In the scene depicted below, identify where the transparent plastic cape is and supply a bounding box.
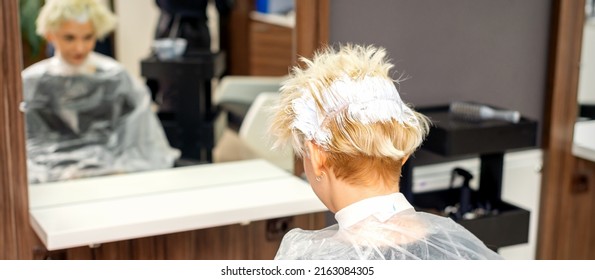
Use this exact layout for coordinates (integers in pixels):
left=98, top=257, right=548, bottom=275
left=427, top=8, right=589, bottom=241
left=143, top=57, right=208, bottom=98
left=275, top=193, right=503, bottom=260
left=22, top=53, right=180, bottom=184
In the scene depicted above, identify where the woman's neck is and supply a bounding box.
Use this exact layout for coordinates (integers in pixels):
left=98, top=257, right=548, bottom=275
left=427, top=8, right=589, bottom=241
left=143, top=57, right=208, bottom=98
left=327, top=171, right=399, bottom=213
left=51, top=52, right=95, bottom=75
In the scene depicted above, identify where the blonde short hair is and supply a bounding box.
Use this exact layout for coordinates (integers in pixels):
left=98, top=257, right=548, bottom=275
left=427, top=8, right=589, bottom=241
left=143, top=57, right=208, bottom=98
left=270, top=44, right=430, bottom=186
left=36, top=0, right=117, bottom=39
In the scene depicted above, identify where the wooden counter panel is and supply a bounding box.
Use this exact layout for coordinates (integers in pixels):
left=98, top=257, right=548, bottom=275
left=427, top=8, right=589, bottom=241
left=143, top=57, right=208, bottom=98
left=43, top=212, right=327, bottom=260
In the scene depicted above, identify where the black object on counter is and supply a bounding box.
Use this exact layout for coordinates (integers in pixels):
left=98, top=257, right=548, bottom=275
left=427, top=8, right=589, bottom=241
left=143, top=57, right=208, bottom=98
left=450, top=167, right=474, bottom=219
left=579, top=103, right=595, bottom=120
left=421, top=105, right=537, bottom=156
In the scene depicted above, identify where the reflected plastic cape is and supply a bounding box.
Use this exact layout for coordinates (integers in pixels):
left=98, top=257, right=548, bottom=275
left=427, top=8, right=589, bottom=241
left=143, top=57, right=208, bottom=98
left=21, top=53, right=179, bottom=183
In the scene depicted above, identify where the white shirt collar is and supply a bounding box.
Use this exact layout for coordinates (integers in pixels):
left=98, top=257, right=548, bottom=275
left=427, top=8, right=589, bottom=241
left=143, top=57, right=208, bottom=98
left=334, top=192, right=414, bottom=229
left=48, top=52, right=97, bottom=76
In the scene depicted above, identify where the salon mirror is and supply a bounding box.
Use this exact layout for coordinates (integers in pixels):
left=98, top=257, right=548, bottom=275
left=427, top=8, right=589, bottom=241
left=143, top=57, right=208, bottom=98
left=20, top=0, right=295, bottom=189
left=20, top=0, right=297, bottom=186
left=20, top=1, right=183, bottom=185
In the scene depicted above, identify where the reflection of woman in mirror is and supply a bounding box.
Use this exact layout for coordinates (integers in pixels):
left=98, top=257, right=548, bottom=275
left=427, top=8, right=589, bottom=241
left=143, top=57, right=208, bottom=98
left=21, top=0, right=179, bottom=184
left=270, top=44, right=502, bottom=259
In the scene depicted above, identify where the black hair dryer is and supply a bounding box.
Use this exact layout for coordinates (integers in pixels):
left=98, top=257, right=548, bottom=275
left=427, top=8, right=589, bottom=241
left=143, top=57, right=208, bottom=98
left=450, top=167, right=474, bottom=219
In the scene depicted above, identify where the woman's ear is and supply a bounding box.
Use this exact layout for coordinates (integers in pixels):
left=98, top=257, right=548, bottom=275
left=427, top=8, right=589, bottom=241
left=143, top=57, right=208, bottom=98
left=305, top=141, right=327, bottom=177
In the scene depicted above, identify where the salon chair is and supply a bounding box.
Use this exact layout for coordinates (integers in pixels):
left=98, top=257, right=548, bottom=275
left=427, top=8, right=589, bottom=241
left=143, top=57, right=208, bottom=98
left=214, top=75, right=285, bottom=132
left=238, top=92, right=293, bottom=172
left=213, top=76, right=293, bottom=172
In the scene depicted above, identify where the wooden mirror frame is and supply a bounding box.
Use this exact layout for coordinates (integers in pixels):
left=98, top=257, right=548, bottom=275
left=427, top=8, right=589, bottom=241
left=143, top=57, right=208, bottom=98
left=537, top=0, right=587, bottom=259
left=1, top=0, right=40, bottom=259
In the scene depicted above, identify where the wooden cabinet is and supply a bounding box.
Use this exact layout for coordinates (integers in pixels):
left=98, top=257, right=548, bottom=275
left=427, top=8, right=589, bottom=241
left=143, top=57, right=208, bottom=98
left=249, top=20, right=293, bottom=76
left=552, top=157, right=595, bottom=259
left=225, top=0, right=294, bottom=76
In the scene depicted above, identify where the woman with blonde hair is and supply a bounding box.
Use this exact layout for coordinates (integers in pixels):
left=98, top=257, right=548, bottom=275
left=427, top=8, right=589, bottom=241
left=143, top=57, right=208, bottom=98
left=22, top=0, right=179, bottom=183
left=270, top=44, right=502, bottom=260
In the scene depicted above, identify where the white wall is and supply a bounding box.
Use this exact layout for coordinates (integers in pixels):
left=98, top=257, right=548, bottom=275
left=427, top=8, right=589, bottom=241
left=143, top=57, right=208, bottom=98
left=112, top=0, right=160, bottom=81
left=498, top=150, right=543, bottom=260
left=578, top=19, right=595, bottom=104
left=112, top=1, right=219, bottom=81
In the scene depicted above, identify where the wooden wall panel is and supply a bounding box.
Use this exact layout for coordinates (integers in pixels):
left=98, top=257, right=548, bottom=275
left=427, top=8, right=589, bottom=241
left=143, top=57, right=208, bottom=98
left=227, top=0, right=255, bottom=75
left=554, top=157, right=595, bottom=259
left=131, top=236, right=166, bottom=259
left=95, top=242, right=133, bottom=260
left=190, top=224, right=248, bottom=259
left=537, top=0, right=586, bottom=259
left=0, top=0, right=43, bottom=260
left=294, top=0, right=329, bottom=62
left=247, top=214, right=326, bottom=260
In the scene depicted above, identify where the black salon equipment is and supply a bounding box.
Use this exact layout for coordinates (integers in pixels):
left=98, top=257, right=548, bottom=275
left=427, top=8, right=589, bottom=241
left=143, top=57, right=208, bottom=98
left=449, top=167, right=474, bottom=219
left=579, top=103, right=595, bottom=120
left=141, top=51, right=226, bottom=164
left=400, top=104, right=538, bottom=251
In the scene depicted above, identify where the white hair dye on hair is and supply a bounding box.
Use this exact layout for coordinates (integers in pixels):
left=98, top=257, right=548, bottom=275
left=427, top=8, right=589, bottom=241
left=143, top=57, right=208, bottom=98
left=36, top=0, right=117, bottom=39
left=270, top=44, right=430, bottom=162
left=291, top=75, right=420, bottom=149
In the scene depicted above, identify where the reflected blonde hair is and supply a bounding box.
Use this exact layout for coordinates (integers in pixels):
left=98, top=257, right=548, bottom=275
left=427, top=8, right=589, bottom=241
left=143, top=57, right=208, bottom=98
left=270, top=44, right=430, bottom=186
left=36, top=0, right=117, bottom=39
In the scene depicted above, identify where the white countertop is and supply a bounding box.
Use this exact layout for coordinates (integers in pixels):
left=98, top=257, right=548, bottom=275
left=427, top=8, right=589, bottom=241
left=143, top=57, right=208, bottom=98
left=573, top=120, right=595, bottom=162
left=29, top=159, right=326, bottom=251
left=250, top=11, right=295, bottom=28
